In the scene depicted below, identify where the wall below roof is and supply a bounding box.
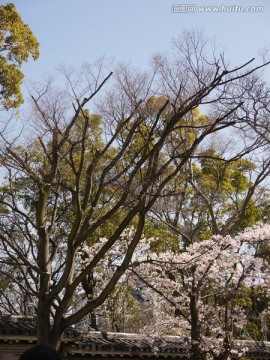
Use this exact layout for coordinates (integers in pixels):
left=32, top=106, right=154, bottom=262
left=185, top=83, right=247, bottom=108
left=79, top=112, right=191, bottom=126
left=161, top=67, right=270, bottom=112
left=1, top=342, right=270, bottom=360
left=0, top=344, right=35, bottom=360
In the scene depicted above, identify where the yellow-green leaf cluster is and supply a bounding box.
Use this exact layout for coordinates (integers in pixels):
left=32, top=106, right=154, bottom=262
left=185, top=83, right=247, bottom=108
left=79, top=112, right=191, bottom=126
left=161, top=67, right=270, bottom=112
left=0, top=3, right=39, bottom=109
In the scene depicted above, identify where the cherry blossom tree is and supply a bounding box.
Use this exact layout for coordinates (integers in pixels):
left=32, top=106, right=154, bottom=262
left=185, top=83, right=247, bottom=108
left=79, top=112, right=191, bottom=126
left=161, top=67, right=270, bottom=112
left=128, top=223, right=270, bottom=360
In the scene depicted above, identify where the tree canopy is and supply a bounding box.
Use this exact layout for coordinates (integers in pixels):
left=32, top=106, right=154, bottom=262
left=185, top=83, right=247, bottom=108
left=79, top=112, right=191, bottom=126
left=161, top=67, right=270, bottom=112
left=0, top=2, right=39, bottom=109
left=0, top=30, right=269, bottom=357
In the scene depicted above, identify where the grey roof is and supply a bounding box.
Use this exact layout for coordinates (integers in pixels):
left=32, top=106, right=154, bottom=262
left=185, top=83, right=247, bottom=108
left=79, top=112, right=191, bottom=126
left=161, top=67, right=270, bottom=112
left=0, top=315, right=36, bottom=336
left=0, top=316, right=270, bottom=359
left=0, top=316, right=189, bottom=358
left=64, top=331, right=190, bottom=358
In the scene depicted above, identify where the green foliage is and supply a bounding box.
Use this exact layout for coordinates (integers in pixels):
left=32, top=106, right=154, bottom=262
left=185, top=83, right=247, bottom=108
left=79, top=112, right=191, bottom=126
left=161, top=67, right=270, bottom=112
left=100, top=281, right=146, bottom=332
left=237, top=286, right=270, bottom=341
left=244, top=321, right=261, bottom=341
left=0, top=3, right=39, bottom=109
left=194, top=150, right=261, bottom=235
left=144, top=217, right=180, bottom=253
left=199, top=149, right=255, bottom=195
left=237, top=199, right=261, bottom=231
left=147, top=106, right=269, bottom=247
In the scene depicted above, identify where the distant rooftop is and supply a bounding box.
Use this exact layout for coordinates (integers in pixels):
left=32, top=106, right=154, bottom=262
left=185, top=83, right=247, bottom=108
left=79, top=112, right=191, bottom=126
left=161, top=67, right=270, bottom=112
left=0, top=315, right=270, bottom=359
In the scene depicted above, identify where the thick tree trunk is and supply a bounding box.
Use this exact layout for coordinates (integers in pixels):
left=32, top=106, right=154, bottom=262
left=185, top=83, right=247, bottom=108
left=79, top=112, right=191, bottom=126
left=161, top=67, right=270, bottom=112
left=190, top=292, right=207, bottom=360
left=36, top=303, right=53, bottom=346
left=36, top=309, right=64, bottom=350
left=36, top=185, right=54, bottom=346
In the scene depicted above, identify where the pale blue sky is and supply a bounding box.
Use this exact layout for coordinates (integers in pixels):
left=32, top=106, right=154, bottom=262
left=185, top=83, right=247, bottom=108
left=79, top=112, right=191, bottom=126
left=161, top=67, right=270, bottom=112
left=3, top=0, right=270, bottom=84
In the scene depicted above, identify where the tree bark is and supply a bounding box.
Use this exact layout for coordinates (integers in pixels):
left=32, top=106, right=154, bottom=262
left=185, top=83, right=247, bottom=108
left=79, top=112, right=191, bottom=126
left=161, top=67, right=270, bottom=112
left=190, top=292, right=207, bottom=360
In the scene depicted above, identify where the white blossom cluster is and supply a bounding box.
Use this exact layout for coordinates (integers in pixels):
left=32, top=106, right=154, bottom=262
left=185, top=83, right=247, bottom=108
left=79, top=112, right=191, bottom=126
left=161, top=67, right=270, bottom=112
left=74, top=223, right=270, bottom=358
left=127, top=223, right=270, bottom=358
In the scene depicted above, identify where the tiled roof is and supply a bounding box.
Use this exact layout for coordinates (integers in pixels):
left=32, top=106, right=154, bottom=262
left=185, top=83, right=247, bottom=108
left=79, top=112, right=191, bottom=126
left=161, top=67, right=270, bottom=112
left=0, top=315, right=36, bottom=336
left=0, top=316, right=190, bottom=358
left=64, top=332, right=190, bottom=358
left=0, top=316, right=270, bottom=359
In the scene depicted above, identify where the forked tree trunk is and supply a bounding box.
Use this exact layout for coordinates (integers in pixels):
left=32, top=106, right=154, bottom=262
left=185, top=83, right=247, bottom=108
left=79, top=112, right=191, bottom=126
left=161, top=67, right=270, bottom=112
left=36, top=309, right=64, bottom=350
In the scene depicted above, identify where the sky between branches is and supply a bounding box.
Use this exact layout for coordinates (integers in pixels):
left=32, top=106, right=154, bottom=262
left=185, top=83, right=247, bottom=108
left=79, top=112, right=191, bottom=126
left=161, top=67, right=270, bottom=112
left=5, top=0, right=269, bottom=79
